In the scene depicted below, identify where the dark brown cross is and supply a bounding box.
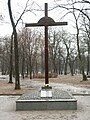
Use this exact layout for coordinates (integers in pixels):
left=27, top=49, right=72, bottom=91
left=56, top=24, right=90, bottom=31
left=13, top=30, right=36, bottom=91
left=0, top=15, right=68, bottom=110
left=25, top=3, right=67, bottom=86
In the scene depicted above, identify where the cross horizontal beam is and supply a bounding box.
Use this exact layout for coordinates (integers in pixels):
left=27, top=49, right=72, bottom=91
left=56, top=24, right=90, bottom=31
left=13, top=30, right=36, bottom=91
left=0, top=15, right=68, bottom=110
left=25, top=22, right=68, bottom=27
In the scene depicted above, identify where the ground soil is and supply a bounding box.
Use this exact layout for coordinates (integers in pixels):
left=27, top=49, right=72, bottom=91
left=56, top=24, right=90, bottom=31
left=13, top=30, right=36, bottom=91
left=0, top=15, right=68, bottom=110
left=0, top=74, right=90, bottom=94
left=0, top=79, right=35, bottom=94
left=35, top=74, right=90, bottom=87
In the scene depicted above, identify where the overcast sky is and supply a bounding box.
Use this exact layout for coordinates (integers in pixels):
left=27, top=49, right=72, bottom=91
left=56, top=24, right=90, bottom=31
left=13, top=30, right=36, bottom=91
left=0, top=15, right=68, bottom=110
left=0, top=0, right=75, bottom=37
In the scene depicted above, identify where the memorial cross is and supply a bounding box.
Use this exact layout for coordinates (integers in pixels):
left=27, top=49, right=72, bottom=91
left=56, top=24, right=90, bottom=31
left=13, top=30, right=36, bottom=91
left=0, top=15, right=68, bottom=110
left=25, top=3, right=67, bottom=86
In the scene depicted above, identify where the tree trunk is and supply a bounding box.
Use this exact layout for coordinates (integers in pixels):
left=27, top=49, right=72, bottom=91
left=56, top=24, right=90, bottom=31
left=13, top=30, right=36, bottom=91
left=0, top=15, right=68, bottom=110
left=58, top=59, right=61, bottom=75
left=29, top=56, right=32, bottom=79
left=41, top=48, right=44, bottom=74
left=26, top=61, right=29, bottom=77
left=21, top=57, right=25, bottom=79
left=69, top=59, right=74, bottom=76
left=14, top=32, right=20, bottom=89
left=8, top=0, right=20, bottom=89
left=64, top=57, right=68, bottom=75
left=9, top=33, right=13, bottom=83
left=87, top=41, right=90, bottom=75
left=35, top=60, right=38, bottom=74
left=21, top=46, right=25, bottom=79
left=76, top=22, right=87, bottom=81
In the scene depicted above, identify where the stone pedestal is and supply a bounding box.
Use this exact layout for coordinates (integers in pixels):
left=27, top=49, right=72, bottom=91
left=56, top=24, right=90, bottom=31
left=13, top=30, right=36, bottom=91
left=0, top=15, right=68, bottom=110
left=16, top=87, right=77, bottom=110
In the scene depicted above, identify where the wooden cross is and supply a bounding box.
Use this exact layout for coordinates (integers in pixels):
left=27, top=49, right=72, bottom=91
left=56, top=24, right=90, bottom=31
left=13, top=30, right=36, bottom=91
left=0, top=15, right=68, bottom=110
left=25, top=3, right=67, bottom=86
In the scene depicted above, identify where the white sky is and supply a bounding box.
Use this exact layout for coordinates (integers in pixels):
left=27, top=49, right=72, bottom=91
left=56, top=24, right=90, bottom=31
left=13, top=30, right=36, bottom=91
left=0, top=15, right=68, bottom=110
left=0, top=0, right=76, bottom=37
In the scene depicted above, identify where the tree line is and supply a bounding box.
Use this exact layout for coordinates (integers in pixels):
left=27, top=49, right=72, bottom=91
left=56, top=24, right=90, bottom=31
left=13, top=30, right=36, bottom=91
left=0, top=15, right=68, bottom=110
left=0, top=27, right=89, bottom=78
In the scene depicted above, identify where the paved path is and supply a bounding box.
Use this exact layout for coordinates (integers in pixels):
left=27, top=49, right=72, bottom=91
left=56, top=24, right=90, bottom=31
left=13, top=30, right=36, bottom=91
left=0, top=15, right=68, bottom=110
left=0, top=95, right=90, bottom=120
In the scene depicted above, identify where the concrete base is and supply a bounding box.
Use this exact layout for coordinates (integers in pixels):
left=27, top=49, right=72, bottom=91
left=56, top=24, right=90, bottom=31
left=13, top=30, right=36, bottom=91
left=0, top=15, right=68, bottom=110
left=16, top=88, right=77, bottom=110
left=16, top=99, right=77, bottom=110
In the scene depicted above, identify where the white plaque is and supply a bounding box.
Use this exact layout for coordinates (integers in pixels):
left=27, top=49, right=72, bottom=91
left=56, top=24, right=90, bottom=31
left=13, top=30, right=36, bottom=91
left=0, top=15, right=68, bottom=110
left=41, top=90, right=52, bottom=98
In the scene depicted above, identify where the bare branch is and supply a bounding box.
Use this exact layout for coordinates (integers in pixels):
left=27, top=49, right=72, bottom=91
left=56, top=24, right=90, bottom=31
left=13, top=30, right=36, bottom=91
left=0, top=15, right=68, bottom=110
left=15, top=0, right=30, bottom=27
left=54, top=4, right=90, bottom=21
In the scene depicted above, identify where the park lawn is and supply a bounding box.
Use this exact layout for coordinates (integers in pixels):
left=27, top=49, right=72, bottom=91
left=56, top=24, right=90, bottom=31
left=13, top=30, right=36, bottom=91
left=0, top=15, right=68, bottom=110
left=0, top=74, right=90, bottom=94
left=0, top=79, right=35, bottom=94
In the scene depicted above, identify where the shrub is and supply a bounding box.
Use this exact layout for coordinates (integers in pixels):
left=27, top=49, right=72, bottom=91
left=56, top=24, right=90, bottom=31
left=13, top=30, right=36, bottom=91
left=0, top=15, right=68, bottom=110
left=33, top=73, right=58, bottom=78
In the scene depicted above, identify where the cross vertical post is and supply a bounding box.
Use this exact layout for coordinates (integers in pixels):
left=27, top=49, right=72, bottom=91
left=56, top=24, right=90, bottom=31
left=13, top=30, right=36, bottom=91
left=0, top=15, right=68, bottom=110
left=45, top=3, right=49, bottom=85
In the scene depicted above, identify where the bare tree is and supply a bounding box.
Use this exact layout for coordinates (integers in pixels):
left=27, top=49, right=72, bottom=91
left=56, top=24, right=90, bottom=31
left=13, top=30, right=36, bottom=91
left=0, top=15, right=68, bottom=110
left=55, top=0, right=88, bottom=80
left=0, top=37, right=11, bottom=75
left=8, top=0, right=20, bottom=89
left=80, top=14, right=90, bottom=75
left=8, top=0, right=32, bottom=83
left=49, top=29, right=62, bottom=73
left=8, top=0, right=35, bottom=87
left=18, top=28, right=42, bottom=79
left=72, top=5, right=87, bottom=80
